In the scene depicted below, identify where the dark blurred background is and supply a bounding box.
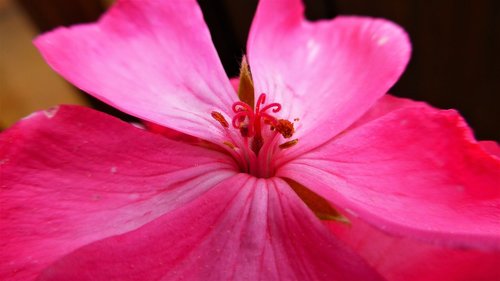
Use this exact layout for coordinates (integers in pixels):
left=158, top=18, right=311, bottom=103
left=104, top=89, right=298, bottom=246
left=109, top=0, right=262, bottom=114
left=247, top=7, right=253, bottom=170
left=1, top=0, right=498, bottom=140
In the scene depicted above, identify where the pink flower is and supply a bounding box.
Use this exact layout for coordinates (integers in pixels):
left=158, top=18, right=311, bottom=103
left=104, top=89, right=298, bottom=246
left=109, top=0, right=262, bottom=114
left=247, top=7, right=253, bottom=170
left=1, top=0, right=499, bottom=280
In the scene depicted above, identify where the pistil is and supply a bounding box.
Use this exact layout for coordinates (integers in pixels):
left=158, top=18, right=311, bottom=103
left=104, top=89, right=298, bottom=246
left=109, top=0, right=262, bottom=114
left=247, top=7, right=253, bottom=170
left=209, top=57, right=298, bottom=177
left=232, top=93, right=284, bottom=155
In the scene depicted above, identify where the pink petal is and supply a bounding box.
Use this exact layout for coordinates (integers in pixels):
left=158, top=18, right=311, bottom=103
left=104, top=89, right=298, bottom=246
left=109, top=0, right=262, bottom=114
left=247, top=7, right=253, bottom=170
left=247, top=0, right=411, bottom=153
left=278, top=104, right=500, bottom=250
left=230, top=77, right=240, bottom=92
left=35, top=0, right=236, bottom=144
left=0, top=106, right=235, bottom=281
left=36, top=175, right=382, bottom=281
left=480, top=141, right=500, bottom=158
left=346, top=94, right=428, bottom=130
left=143, top=120, right=202, bottom=143
left=327, top=215, right=500, bottom=281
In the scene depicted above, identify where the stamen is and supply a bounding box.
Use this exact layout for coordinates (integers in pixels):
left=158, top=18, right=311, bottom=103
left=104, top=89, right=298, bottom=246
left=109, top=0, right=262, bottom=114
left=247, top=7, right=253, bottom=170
left=275, top=119, right=294, bottom=138
left=211, top=111, right=229, bottom=128
left=223, top=141, right=237, bottom=150
left=279, top=139, right=298, bottom=149
left=259, top=112, right=279, bottom=127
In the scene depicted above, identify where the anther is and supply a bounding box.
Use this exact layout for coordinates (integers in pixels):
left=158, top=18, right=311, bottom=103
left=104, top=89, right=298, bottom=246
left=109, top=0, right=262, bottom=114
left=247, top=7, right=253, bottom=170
left=275, top=119, right=294, bottom=138
left=279, top=139, right=299, bottom=149
left=211, top=111, right=229, bottom=128
left=223, top=141, right=237, bottom=150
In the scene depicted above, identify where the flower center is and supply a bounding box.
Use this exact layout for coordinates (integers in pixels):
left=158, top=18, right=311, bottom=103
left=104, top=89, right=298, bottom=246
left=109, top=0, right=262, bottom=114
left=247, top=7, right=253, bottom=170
left=211, top=93, right=297, bottom=178
left=233, top=93, right=289, bottom=154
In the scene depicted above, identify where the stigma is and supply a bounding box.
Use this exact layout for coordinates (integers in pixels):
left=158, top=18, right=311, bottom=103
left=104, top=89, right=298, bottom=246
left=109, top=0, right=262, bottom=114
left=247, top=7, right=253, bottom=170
left=230, top=93, right=294, bottom=154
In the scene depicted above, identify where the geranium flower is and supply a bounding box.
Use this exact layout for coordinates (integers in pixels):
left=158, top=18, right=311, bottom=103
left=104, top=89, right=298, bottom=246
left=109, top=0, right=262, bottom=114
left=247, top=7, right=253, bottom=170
left=1, top=0, right=499, bottom=280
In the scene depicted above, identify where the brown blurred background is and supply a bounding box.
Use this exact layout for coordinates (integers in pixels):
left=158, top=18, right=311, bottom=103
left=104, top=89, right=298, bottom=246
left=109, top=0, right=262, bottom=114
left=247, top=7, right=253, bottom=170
left=1, top=0, right=499, bottom=140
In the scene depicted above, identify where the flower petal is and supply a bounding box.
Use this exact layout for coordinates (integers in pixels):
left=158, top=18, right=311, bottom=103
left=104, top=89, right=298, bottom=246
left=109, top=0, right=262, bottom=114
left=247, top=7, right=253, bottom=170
left=346, top=94, right=428, bottom=130
left=327, top=214, right=500, bottom=281
left=0, top=106, right=235, bottom=281
left=278, top=104, right=500, bottom=250
left=480, top=141, right=500, bottom=158
left=248, top=0, right=411, bottom=153
left=36, top=175, right=382, bottom=281
left=34, top=0, right=235, bottom=143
